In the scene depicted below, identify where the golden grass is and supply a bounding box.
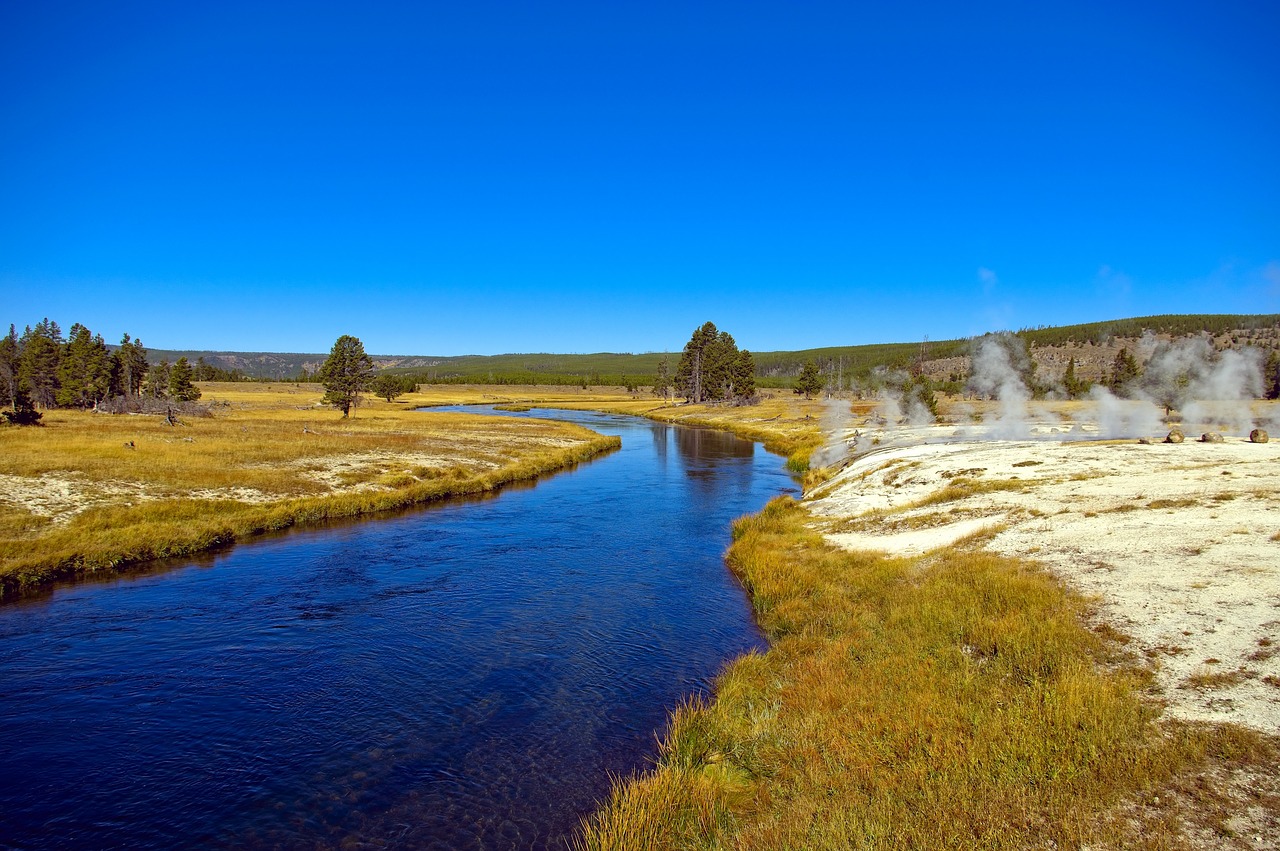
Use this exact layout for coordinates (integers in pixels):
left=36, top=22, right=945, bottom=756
left=577, top=497, right=1276, bottom=850
left=0, top=383, right=619, bottom=598
left=533, top=391, right=827, bottom=470
left=377, top=383, right=825, bottom=471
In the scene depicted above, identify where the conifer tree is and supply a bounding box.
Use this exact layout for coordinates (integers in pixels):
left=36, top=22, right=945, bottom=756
left=371, top=373, right=410, bottom=402
left=731, top=349, right=756, bottom=402
left=318, top=335, right=375, bottom=416
left=0, top=325, right=18, bottom=410
left=146, top=360, right=171, bottom=398
left=1063, top=357, right=1081, bottom=399
left=653, top=356, right=672, bottom=402
left=2, top=384, right=42, bottom=425
left=1108, top=347, right=1141, bottom=394
left=57, top=323, right=113, bottom=408
left=19, top=319, right=63, bottom=408
left=674, top=322, right=758, bottom=404
left=114, top=334, right=149, bottom=397
left=1266, top=350, right=1280, bottom=400
left=796, top=359, right=823, bottom=399
left=169, top=357, right=201, bottom=402
left=675, top=321, right=720, bottom=403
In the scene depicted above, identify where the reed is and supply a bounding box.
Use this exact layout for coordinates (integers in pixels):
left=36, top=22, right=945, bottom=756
left=577, top=497, right=1275, bottom=849
left=0, top=384, right=619, bottom=598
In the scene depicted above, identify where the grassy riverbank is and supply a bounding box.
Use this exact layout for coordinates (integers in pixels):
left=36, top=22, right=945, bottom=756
left=424, top=387, right=829, bottom=471
left=0, top=383, right=619, bottom=598
left=578, top=497, right=1276, bottom=849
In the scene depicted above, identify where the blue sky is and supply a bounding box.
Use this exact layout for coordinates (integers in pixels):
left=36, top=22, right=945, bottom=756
left=2, top=1, right=1277, bottom=355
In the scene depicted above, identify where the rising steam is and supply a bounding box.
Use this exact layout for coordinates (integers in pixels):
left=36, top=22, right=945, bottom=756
left=813, top=332, right=1270, bottom=467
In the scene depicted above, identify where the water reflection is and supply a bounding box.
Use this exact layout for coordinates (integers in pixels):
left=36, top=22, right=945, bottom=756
left=0, top=407, right=794, bottom=850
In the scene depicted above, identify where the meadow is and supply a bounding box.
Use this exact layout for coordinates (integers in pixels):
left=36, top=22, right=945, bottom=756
left=0, top=383, right=620, bottom=598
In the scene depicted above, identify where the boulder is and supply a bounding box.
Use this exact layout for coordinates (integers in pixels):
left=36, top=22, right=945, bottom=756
left=1250, top=428, right=1270, bottom=444
left=1165, top=427, right=1185, bottom=444
left=1200, top=432, right=1224, bottom=444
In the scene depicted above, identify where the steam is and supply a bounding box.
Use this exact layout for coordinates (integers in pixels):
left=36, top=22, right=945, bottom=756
left=1086, top=386, right=1163, bottom=439
left=967, top=334, right=1032, bottom=439
left=1124, top=336, right=1264, bottom=433
left=870, top=387, right=933, bottom=428
left=813, top=397, right=856, bottom=467
left=810, top=333, right=1270, bottom=470
left=1179, top=347, right=1264, bottom=434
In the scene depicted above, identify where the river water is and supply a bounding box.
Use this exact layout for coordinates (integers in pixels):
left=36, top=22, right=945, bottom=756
left=0, top=407, right=795, bottom=850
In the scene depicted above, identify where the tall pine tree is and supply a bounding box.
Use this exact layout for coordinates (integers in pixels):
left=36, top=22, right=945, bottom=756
left=795, top=360, right=823, bottom=399
left=169, top=357, right=201, bottom=402
left=0, top=325, right=18, bottom=410
left=674, top=322, right=756, bottom=404
left=653, top=356, right=672, bottom=402
left=317, top=335, right=374, bottom=416
left=57, top=323, right=113, bottom=409
left=146, top=360, right=171, bottom=399
left=1108, top=347, right=1141, bottom=394
left=19, top=319, right=63, bottom=408
left=1265, top=350, right=1280, bottom=401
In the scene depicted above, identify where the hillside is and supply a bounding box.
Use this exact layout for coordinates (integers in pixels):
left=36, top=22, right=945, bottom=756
left=148, top=313, right=1280, bottom=387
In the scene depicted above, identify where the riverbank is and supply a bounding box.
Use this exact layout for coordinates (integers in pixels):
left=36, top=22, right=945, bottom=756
left=413, top=385, right=829, bottom=470
left=0, top=383, right=619, bottom=599
left=579, top=399, right=1280, bottom=849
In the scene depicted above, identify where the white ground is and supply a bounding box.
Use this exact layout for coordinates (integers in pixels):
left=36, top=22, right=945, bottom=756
left=806, top=420, right=1280, bottom=736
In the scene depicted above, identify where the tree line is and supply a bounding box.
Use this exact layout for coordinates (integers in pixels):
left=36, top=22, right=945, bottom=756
left=0, top=319, right=201, bottom=424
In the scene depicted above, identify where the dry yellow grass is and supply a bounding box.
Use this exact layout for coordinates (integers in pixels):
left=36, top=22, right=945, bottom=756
left=577, top=497, right=1276, bottom=850
left=508, top=390, right=828, bottom=469
left=0, top=383, right=619, bottom=597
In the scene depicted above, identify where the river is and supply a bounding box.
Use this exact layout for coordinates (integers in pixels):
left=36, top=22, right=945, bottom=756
left=0, top=407, right=795, bottom=849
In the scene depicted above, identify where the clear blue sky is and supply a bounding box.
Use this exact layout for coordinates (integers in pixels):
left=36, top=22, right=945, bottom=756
left=2, top=1, right=1277, bottom=355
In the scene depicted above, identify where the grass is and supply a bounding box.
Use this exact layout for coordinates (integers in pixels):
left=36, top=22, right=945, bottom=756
left=484, top=390, right=828, bottom=471
left=0, top=383, right=620, bottom=598
left=577, top=497, right=1276, bottom=850
left=1182, top=670, right=1249, bottom=690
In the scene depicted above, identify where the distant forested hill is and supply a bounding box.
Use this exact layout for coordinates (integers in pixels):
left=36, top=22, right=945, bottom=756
left=144, top=313, right=1279, bottom=386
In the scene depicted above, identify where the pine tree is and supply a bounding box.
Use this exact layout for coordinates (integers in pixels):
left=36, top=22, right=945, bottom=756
left=146, top=360, right=171, bottom=398
left=653, top=356, right=672, bottom=402
left=1266, top=350, right=1280, bottom=400
left=57, top=324, right=113, bottom=408
left=114, top=334, right=149, bottom=397
left=169, top=357, right=201, bottom=402
left=703, top=331, right=740, bottom=401
left=1063, top=357, right=1082, bottom=399
left=796, top=360, right=823, bottom=399
left=1108, top=347, right=1141, bottom=394
left=371, top=373, right=408, bottom=402
left=675, top=322, right=720, bottom=403
left=2, top=384, right=42, bottom=425
left=0, top=325, right=18, bottom=410
left=19, top=319, right=63, bottom=408
left=317, top=335, right=375, bottom=416
left=731, top=349, right=756, bottom=402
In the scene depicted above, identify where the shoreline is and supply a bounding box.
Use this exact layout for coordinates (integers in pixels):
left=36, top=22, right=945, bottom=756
left=0, top=394, right=621, bottom=600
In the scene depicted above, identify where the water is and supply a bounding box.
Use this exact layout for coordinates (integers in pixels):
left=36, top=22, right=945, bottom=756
left=0, top=408, right=796, bottom=850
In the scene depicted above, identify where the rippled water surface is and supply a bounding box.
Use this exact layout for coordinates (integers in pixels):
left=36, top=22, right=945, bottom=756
left=0, top=408, right=795, bottom=849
